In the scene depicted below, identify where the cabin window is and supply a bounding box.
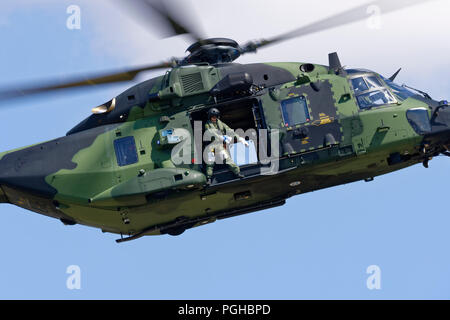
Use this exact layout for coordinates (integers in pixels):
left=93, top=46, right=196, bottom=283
left=281, top=96, right=310, bottom=127
left=114, top=136, right=138, bottom=166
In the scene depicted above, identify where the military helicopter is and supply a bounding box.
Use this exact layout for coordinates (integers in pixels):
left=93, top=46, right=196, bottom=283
left=0, top=0, right=448, bottom=243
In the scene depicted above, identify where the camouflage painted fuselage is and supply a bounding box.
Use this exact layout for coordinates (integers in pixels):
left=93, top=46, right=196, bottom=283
left=0, top=62, right=449, bottom=240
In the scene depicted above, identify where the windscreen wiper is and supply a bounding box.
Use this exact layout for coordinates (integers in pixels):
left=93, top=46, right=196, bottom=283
left=402, top=84, right=433, bottom=100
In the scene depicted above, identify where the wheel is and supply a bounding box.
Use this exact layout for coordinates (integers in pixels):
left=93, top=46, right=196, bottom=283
left=166, top=227, right=186, bottom=236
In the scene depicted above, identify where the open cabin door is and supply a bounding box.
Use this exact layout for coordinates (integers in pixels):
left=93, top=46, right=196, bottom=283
left=189, top=98, right=265, bottom=185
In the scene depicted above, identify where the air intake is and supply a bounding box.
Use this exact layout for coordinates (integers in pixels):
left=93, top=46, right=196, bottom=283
left=180, top=72, right=204, bottom=94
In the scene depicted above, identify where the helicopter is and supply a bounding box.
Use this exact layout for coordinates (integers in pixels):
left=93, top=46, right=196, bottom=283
left=0, top=0, right=448, bottom=243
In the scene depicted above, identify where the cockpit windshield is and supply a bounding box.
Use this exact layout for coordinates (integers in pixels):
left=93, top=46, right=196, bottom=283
left=355, top=89, right=396, bottom=109
left=380, top=76, right=416, bottom=101
left=347, top=68, right=417, bottom=104
left=348, top=72, right=397, bottom=110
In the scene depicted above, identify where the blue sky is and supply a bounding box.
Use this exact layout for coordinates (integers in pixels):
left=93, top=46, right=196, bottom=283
left=0, top=0, right=449, bottom=299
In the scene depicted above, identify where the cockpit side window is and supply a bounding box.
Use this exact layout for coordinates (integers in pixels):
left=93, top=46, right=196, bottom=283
left=350, top=74, right=397, bottom=110
left=407, top=108, right=431, bottom=134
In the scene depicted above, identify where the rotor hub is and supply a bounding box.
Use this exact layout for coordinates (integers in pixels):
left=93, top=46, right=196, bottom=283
left=183, top=38, right=242, bottom=65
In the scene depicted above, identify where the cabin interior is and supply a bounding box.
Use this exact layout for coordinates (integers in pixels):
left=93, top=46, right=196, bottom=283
left=189, top=98, right=264, bottom=184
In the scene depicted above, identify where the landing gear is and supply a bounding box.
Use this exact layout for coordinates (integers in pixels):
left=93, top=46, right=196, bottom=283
left=423, top=157, right=432, bottom=168
left=166, top=227, right=186, bottom=236
left=163, top=216, right=192, bottom=236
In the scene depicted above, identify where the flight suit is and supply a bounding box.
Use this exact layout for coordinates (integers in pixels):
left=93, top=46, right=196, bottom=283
left=204, top=119, right=241, bottom=178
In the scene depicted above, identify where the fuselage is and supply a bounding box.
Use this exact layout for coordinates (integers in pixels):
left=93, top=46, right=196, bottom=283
left=0, top=62, right=449, bottom=240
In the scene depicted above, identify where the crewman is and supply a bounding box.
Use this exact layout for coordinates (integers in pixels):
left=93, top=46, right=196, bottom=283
left=204, top=108, right=249, bottom=185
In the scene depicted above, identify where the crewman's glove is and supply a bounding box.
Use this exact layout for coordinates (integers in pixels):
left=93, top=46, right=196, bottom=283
left=222, top=135, right=232, bottom=144
left=238, top=137, right=250, bottom=147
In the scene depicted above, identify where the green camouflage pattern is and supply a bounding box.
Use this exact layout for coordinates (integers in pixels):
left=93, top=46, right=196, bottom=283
left=0, top=61, right=448, bottom=241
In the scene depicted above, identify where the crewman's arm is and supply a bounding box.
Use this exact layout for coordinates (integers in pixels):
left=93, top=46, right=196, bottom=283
left=221, top=121, right=240, bottom=140
left=221, top=120, right=249, bottom=146
left=205, top=122, right=224, bottom=143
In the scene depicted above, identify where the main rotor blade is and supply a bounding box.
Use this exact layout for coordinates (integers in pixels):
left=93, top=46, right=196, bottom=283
left=119, top=0, right=204, bottom=42
left=0, top=61, right=173, bottom=101
left=244, top=0, right=434, bottom=51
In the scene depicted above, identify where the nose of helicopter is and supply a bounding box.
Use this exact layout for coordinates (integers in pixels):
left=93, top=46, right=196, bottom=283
left=424, top=102, right=450, bottom=154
